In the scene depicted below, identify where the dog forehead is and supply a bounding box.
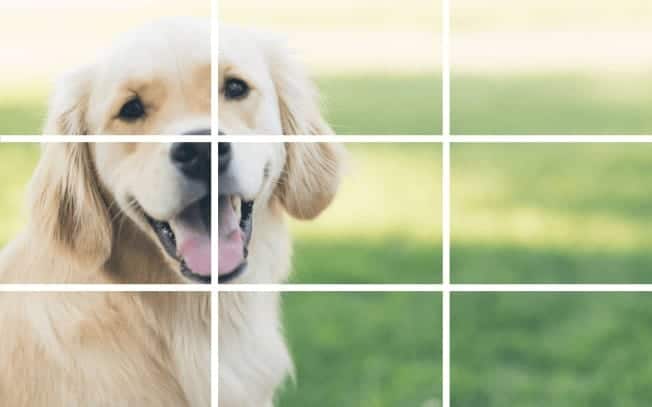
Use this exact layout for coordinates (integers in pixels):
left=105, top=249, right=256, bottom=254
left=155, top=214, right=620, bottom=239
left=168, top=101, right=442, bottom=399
left=219, top=26, right=272, bottom=81
left=101, top=18, right=210, bottom=78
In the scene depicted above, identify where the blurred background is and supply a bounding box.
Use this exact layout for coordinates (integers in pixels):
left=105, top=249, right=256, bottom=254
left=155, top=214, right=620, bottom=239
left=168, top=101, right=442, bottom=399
left=453, top=292, right=652, bottom=406
left=220, top=0, right=442, bottom=135
left=280, top=292, right=441, bottom=406
left=0, top=144, right=39, bottom=244
left=452, top=0, right=652, bottom=134
left=0, top=0, right=209, bottom=134
left=290, top=143, right=442, bottom=283
left=452, top=143, right=652, bottom=283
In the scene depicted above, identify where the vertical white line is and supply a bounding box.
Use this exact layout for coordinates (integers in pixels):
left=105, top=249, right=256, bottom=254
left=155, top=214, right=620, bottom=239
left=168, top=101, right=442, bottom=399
left=211, top=1, right=220, bottom=406
left=441, top=0, right=451, bottom=403
left=211, top=0, right=219, bottom=136
left=211, top=288, right=219, bottom=407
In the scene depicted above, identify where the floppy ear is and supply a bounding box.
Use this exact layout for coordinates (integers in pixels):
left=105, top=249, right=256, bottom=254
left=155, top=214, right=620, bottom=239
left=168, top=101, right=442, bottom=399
left=28, top=143, right=112, bottom=265
left=265, top=37, right=333, bottom=135
left=43, top=65, right=95, bottom=134
left=276, top=143, right=345, bottom=220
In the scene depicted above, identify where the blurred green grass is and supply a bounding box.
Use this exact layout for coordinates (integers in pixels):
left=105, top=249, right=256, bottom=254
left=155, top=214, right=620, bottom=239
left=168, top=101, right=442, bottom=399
left=452, top=293, right=652, bottom=406
left=318, top=74, right=441, bottom=135
left=280, top=292, right=441, bottom=407
left=0, top=88, right=47, bottom=134
left=290, top=143, right=442, bottom=283
left=0, top=144, right=39, bottom=245
left=451, top=72, right=652, bottom=134
left=452, top=144, right=652, bottom=283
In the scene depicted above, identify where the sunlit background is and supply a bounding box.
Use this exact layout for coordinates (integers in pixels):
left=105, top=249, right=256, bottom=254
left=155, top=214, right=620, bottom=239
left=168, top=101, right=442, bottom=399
left=220, top=0, right=442, bottom=134
left=452, top=143, right=652, bottom=283
left=0, top=0, right=210, bottom=134
left=290, top=143, right=442, bottom=283
left=452, top=0, right=652, bottom=134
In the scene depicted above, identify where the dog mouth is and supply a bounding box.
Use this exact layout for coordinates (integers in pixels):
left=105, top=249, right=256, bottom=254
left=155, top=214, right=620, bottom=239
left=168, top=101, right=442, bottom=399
left=145, top=194, right=211, bottom=283
left=218, top=194, right=254, bottom=283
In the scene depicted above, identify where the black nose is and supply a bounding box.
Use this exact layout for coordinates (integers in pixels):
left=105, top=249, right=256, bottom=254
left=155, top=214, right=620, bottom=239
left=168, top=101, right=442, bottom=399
left=182, top=128, right=211, bottom=135
left=170, top=143, right=210, bottom=182
left=218, top=142, right=231, bottom=172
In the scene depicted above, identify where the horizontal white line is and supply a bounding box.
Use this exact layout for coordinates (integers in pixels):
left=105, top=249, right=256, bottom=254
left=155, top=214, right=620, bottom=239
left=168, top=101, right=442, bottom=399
left=452, top=284, right=652, bottom=292
left=4, top=135, right=652, bottom=143
left=218, top=284, right=444, bottom=292
left=217, top=284, right=652, bottom=293
left=217, top=135, right=444, bottom=143
left=0, top=284, right=212, bottom=292
left=0, top=283, right=649, bottom=293
left=451, top=135, right=652, bottom=142
left=1, top=135, right=213, bottom=143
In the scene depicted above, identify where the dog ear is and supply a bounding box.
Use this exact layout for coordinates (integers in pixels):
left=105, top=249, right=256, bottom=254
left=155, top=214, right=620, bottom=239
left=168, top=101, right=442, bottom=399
left=43, top=65, right=95, bottom=134
left=265, top=37, right=333, bottom=135
left=276, top=143, right=345, bottom=220
left=28, top=143, right=112, bottom=266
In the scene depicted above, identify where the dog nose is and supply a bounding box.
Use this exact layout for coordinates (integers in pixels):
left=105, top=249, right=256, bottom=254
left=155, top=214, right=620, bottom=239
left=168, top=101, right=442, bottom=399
left=218, top=142, right=231, bottom=172
left=170, top=143, right=210, bottom=181
left=182, top=129, right=211, bottom=135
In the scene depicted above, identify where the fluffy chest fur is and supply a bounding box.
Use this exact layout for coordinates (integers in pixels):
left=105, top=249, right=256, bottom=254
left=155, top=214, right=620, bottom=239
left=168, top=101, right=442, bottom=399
left=0, top=292, right=210, bottom=406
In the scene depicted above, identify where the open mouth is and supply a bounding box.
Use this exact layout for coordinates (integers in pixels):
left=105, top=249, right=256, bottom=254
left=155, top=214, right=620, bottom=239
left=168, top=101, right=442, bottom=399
left=218, top=194, right=254, bottom=283
left=145, top=194, right=211, bottom=283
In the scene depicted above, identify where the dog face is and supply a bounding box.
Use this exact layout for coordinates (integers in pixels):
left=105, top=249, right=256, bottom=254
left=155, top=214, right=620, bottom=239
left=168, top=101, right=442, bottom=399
left=218, top=26, right=333, bottom=135
left=218, top=142, right=344, bottom=282
left=44, top=18, right=210, bottom=135
left=29, top=143, right=211, bottom=283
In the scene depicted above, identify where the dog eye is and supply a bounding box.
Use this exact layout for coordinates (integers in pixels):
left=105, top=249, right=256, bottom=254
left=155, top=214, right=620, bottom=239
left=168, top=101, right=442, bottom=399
left=118, top=97, right=146, bottom=121
left=224, top=78, right=249, bottom=100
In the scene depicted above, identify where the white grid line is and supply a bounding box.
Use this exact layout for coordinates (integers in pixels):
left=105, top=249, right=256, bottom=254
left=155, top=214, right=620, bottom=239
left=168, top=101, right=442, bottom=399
left=442, top=0, right=451, bottom=402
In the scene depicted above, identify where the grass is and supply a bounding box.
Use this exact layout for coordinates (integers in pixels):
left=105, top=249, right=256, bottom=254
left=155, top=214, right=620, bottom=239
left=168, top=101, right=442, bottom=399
left=451, top=72, right=652, bottom=134
left=0, top=90, right=47, bottom=135
left=452, top=143, right=652, bottom=283
left=279, top=292, right=442, bottom=407
left=0, top=144, right=39, bottom=245
left=452, top=292, right=652, bottom=406
left=289, top=143, right=442, bottom=283
left=318, top=73, right=441, bottom=135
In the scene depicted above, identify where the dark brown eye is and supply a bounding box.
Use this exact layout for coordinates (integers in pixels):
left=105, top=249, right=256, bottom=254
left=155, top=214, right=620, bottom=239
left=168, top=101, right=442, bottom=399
left=118, top=97, right=145, bottom=121
left=224, top=78, right=249, bottom=100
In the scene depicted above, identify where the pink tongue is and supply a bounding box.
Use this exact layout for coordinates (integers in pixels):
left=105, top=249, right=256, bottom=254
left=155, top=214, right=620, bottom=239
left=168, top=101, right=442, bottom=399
left=175, top=226, right=212, bottom=277
left=218, top=199, right=245, bottom=276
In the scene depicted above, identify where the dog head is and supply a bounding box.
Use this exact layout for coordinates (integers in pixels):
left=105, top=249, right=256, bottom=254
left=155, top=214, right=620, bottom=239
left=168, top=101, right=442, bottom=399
left=218, top=142, right=344, bottom=282
left=29, top=143, right=211, bottom=283
left=218, top=26, right=332, bottom=135
left=44, top=18, right=210, bottom=135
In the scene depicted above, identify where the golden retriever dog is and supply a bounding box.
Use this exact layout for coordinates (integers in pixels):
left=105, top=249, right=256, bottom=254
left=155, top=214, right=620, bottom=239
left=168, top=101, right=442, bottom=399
left=218, top=142, right=344, bottom=406
left=218, top=26, right=332, bottom=135
left=0, top=142, right=211, bottom=405
left=45, top=17, right=210, bottom=135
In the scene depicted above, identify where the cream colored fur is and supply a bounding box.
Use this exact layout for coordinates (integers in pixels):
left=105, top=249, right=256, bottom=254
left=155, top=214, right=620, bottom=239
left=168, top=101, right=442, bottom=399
left=219, top=26, right=333, bottom=135
left=44, top=17, right=210, bottom=135
left=0, top=142, right=210, bottom=404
